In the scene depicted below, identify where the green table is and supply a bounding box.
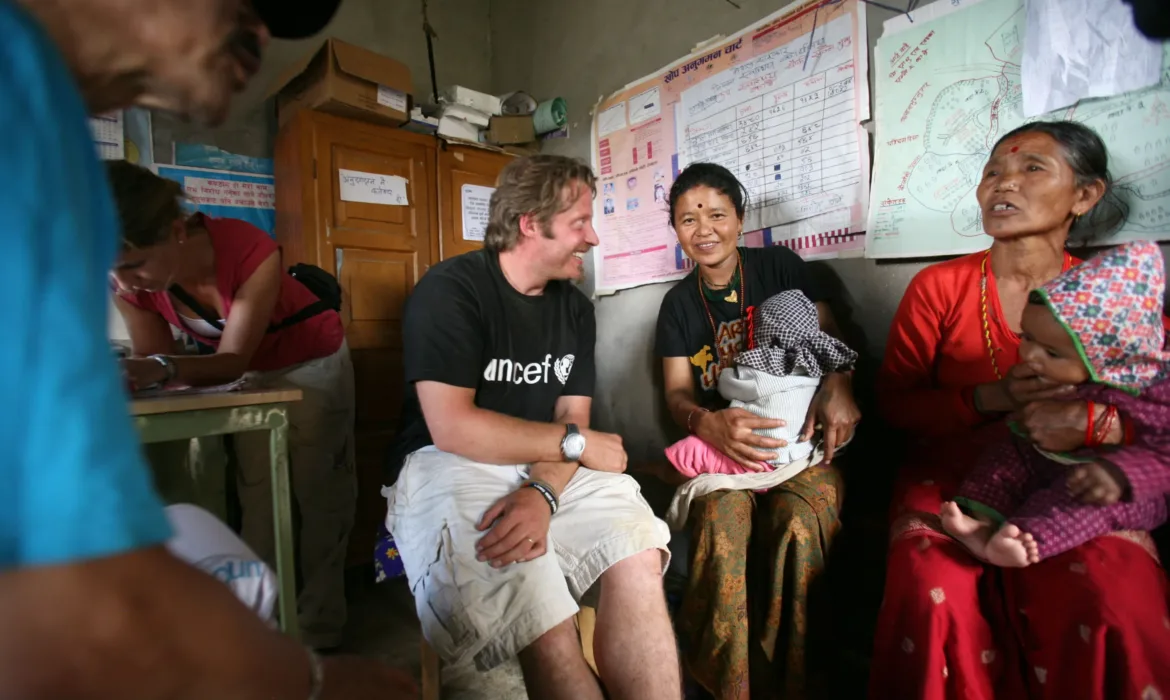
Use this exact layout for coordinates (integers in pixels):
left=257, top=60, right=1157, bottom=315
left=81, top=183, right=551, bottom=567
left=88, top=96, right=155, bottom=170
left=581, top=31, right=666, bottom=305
left=131, top=388, right=303, bottom=639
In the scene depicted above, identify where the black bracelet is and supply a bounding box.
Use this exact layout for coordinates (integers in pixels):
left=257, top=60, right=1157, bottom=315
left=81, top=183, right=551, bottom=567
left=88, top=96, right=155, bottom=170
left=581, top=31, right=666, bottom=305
left=524, top=480, right=558, bottom=515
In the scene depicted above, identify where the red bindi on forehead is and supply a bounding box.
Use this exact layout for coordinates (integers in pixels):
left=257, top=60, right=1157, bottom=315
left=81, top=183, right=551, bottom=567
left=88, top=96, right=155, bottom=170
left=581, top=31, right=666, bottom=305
left=697, top=203, right=703, bottom=208
left=1010, top=146, right=1019, bottom=153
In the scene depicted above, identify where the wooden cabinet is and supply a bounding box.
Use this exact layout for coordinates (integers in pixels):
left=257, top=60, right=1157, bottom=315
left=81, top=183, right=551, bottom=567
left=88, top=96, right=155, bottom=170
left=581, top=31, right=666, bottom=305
left=274, top=110, right=512, bottom=565
left=437, top=145, right=514, bottom=259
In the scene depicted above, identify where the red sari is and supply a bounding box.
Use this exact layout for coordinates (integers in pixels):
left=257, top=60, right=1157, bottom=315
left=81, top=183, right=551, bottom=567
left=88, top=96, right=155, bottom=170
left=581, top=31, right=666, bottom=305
left=869, top=251, right=1170, bottom=699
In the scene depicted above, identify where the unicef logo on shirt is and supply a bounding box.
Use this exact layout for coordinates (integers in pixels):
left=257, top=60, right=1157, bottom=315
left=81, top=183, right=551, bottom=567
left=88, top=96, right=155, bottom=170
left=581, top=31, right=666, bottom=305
left=483, top=354, right=574, bottom=385
left=199, top=554, right=269, bottom=584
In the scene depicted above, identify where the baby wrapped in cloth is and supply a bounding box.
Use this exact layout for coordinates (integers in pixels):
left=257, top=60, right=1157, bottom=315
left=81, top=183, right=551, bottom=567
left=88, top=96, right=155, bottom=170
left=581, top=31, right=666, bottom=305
left=664, top=289, right=858, bottom=529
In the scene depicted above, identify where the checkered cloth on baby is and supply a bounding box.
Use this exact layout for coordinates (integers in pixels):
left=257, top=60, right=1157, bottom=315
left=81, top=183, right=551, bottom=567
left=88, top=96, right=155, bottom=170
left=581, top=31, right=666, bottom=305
left=735, top=289, right=857, bottom=378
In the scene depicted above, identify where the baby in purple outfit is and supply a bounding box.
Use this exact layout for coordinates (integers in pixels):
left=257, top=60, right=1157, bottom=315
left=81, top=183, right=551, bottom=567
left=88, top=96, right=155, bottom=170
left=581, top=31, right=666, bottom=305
left=941, top=241, right=1170, bottom=567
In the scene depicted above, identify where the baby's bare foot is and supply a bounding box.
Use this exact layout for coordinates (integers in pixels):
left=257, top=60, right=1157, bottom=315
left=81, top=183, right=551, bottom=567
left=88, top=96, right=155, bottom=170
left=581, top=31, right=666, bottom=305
left=985, top=524, right=1041, bottom=567
left=940, top=501, right=993, bottom=560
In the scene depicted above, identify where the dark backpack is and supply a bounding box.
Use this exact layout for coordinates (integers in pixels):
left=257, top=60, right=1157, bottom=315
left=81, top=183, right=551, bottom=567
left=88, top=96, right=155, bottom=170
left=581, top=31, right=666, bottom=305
left=169, top=263, right=342, bottom=334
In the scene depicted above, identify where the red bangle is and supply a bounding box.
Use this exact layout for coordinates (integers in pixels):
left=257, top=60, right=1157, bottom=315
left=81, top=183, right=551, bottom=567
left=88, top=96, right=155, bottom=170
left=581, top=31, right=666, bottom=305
left=1092, top=405, right=1116, bottom=447
left=1123, top=414, right=1135, bottom=445
left=1084, top=401, right=1096, bottom=447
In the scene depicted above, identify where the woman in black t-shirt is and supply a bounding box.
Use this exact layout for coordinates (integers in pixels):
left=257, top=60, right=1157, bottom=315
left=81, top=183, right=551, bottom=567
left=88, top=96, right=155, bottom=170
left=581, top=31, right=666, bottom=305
left=655, top=163, right=860, bottom=698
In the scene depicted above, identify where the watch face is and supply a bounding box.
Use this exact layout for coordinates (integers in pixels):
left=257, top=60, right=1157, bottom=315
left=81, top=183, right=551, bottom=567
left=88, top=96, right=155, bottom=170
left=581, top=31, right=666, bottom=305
left=564, top=433, right=586, bottom=458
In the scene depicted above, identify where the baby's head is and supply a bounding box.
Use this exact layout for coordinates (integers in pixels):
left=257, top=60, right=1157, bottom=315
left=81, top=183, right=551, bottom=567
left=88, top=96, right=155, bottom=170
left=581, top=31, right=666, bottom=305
left=1019, top=297, right=1092, bottom=385
left=736, top=290, right=857, bottom=378
left=1028, top=241, right=1169, bottom=392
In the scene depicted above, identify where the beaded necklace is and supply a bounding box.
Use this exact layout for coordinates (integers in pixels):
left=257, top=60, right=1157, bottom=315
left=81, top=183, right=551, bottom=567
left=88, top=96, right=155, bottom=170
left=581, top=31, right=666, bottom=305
left=698, top=252, right=746, bottom=366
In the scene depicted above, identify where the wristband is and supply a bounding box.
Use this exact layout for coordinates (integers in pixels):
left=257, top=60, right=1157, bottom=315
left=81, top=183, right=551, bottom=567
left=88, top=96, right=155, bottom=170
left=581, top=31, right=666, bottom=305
left=306, top=647, right=324, bottom=700
left=524, top=480, right=559, bottom=515
left=687, top=407, right=710, bottom=433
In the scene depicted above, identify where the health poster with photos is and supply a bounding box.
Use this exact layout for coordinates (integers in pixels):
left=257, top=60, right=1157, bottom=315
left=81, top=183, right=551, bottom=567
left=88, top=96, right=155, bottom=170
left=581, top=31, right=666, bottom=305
left=591, top=0, right=870, bottom=294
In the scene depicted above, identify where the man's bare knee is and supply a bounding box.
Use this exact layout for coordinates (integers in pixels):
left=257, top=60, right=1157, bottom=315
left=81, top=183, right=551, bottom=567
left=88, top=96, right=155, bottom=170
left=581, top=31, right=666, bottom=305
left=601, top=548, right=665, bottom=584
left=519, top=617, right=582, bottom=663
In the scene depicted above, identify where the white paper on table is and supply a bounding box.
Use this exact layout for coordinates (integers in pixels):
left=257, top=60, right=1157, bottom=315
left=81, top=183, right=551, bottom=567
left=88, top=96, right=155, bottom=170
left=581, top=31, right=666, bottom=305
left=131, top=377, right=249, bottom=399
left=461, top=184, right=494, bottom=241
left=1022, top=0, right=1162, bottom=117
left=338, top=169, right=409, bottom=206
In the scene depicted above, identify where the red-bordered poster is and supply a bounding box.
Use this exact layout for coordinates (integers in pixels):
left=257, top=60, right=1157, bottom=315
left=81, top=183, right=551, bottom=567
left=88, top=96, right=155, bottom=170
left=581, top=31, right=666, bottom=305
left=591, top=0, right=870, bottom=294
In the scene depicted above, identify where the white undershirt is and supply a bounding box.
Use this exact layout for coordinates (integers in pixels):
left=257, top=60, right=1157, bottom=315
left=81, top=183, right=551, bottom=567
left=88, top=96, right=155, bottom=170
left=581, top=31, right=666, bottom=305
left=180, top=314, right=224, bottom=339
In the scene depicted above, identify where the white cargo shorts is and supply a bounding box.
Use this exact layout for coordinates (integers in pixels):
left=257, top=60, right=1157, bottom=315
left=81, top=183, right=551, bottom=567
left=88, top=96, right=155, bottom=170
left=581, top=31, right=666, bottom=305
left=383, top=447, right=671, bottom=671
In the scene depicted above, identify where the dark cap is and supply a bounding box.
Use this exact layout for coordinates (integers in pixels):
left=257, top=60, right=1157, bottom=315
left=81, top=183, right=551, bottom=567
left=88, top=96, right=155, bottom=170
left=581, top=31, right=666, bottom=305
left=1121, top=0, right=1170, bottom=39
left=252, top=0, right=341, bottom=39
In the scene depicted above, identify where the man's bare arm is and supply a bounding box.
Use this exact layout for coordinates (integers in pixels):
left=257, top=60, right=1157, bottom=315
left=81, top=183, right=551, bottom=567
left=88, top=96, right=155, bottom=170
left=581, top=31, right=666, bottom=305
left=0, top=547, right=414, bottom=700
left=529, top=395, right=594, bottom=496
left=418, top=381, right=573, bottom=464
left=418, top=381, right=627, bottom=472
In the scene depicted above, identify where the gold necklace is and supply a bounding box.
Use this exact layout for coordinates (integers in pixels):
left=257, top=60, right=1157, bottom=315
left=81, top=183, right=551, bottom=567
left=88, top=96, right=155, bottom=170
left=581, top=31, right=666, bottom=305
left=980, top=249, right=1072, bottom=380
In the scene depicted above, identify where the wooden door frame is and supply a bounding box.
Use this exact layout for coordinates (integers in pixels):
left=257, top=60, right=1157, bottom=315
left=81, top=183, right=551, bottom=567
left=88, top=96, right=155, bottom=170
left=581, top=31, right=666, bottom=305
left=277, top=110, right=441, bottom=280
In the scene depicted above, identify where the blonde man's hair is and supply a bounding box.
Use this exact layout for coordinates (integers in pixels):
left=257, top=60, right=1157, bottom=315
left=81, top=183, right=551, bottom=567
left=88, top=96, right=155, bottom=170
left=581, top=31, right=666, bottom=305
left=484, top=155, right=597, bottom=252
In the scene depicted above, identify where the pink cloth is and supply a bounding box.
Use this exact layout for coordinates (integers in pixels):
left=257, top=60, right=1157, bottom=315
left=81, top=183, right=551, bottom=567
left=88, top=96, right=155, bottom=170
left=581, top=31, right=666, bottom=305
left=664, top=435, right=769, bottom=477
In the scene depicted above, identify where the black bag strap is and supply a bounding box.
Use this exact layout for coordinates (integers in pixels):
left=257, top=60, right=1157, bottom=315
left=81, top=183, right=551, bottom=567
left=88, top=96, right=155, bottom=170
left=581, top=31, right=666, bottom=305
left=268, top=299, right=332, bottom=332
left=169, top=285, right=225, bottom=332
left=169, top=284, right=332, bottom=335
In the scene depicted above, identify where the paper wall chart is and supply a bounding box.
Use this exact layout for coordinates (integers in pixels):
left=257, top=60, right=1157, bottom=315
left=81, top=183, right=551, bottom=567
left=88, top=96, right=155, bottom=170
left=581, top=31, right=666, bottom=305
left=866, top=0, right=1170, bottom=259
left=155, top=165, right=276, bottom=237
left=591, top=0, right=870, bottom=294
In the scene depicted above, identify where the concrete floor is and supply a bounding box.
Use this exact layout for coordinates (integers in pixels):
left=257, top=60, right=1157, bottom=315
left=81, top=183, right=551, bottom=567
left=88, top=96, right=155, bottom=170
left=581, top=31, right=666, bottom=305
left=339, top=568, right=530, bottom=699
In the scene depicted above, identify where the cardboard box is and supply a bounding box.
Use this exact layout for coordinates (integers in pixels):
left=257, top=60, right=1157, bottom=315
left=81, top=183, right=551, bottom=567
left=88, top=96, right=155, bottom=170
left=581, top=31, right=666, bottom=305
left=487, top=115, right=536, bottom=145
left=269, top=38, right=412, bottom=127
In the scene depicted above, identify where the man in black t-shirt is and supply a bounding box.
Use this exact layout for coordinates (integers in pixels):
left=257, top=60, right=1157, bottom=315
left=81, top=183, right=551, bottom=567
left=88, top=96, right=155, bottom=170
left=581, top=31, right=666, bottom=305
left=383, top=155, right=679, bottom=699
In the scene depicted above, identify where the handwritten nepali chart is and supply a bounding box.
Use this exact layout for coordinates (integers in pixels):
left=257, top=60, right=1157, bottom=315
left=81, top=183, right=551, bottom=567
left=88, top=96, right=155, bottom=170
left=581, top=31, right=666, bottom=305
left=865, top=0, right=1170, bottom=258
left=591, top=0, right=870, bottom=294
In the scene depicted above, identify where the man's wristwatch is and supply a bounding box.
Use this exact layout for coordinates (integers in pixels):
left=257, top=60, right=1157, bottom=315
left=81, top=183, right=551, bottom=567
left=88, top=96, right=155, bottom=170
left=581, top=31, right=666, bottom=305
left=560, top=423, right=586, bottom=461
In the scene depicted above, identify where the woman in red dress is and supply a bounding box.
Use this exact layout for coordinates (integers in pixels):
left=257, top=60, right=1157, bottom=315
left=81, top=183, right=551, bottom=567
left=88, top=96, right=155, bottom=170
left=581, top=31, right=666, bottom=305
left=869, top=120, right=1170, bottom=699
left=106, top=161, right=355, bottom=651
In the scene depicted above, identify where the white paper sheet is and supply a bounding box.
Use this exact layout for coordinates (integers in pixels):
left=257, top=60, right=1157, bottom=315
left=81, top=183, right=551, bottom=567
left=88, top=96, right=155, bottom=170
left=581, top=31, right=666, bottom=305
left=88, top=111, right=124, bottom=160
left=629, top=86, right=661, bottom=125
left=461, top=184, right=494, bottom=241
left=1022, top=0, right=1162, bottom=117
left=338, top=169, right=409, bottom=206
left=377, top=85, right=408, bottom=112
left=597, top=101, right=627, bottom=137
left=883, top=0, right=989, bottom=36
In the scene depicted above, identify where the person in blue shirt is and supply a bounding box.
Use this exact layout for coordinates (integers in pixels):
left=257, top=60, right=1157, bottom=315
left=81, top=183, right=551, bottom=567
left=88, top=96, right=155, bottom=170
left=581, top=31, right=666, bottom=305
left=0, top=1, right=415, bottom=698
